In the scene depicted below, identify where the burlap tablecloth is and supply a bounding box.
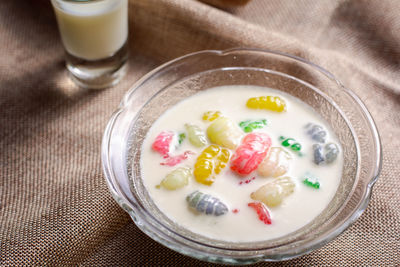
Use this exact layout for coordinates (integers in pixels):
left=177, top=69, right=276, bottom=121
left=1, top=0, right=399, bottom=265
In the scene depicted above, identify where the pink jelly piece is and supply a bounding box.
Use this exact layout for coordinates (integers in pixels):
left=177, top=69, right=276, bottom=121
left=230, top=133, right=271, bottom=175
left=152, top=131, right=174, bottom=156
left=160, top=151, right=194, bottom=166
left=248, top=202, right=272, bottom=225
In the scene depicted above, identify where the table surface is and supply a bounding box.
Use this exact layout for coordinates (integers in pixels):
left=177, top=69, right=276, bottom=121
left=1, top=0, right=399, bottom=265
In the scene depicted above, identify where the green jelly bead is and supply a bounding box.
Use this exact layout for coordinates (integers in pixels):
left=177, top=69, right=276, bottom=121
left=282, top=138, right=295, bottom=147
left=239, top=121, right=248, bottom=127
left=291, top=143, right=301, bottom=151
left=240, top=119, right=267, bottom=133
left=244, top=126, right=252, bottom=133
left=303, top=178, right=320, bottom=189
left=178, top=133, right=186, bottom=144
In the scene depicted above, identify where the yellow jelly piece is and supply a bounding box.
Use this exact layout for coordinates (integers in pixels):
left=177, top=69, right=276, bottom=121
left=246, top=96, right=287, bottom=112
left=202, top=111, right=222, bottom=122
left=206, top=117, right=242, bottom=149
left=250, top=176, right=295, bottom=207
left=194, top=145, right=230, bottom=186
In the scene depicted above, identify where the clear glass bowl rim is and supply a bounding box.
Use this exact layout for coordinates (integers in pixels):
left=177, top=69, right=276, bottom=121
left=101, top=48, right=382, bottom=263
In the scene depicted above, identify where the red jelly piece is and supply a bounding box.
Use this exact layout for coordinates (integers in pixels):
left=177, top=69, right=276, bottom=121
left=239, top=176, right=256, bottom=185
left=248, top=202, right=272, bottom=225
left=160, top=151, right=194, bottom=166
left=232, top=208, right=239, bottom=214
left=152, top=131, right=174, bottom=156
left=230, top=133, right=271, bottom=175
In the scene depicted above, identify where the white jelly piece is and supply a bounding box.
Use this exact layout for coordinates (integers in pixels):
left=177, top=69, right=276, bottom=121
left=258, top=147, right=292, bottom=178
left=250, top=176, right=295, bottom=207
left=159, top=167, right=192, bottom=190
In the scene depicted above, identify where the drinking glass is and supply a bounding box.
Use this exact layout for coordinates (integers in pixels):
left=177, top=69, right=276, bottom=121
left=51, top=0, right=129, bottom=89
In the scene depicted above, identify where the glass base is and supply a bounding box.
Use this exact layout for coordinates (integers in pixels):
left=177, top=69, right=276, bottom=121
left=66, top=42, right=128, bottom=90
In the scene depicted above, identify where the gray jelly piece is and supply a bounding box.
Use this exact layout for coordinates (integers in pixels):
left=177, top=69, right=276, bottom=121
left=186, top=190, right=228, bottom=216
left=313, top=143, right=325, bottom=165
left=306, top=123, right=327, bottom=143
left=325, top=143, right=339, bottom=163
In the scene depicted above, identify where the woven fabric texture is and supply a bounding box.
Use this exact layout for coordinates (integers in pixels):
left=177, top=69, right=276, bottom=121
left=0, top=0, right=399, bottom=265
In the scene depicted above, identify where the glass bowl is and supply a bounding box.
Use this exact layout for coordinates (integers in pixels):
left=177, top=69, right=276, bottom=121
left=101, top=48, right=381, bottom=264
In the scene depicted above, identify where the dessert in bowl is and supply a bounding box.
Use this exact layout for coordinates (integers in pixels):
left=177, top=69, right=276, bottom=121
left=101, top=48, right=381, bottom=264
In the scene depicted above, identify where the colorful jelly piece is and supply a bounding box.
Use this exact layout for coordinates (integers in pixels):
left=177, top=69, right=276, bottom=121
left=325, top=143, right=339, bottom=163
left=232, top=208, right=240, bottom=214
left=178, top=133, right=186, bottom=145
left=313, top=143, right=339, bottom=165
left=239, top=119, right=267, bottom=133
left=185, top=123, right=207, bottom=147
left=202, top=111, right=222, bottom=122
left=186, top=190, right=228, bottom=216
left=157, top=167, right=192, bottom=190
left=258, top=147, right=292, bottom=178
left=246, top=96, right=287, bottom=112
left=251, top=176, right=295, bottom=207
left=248, top=202, right=272, bottom=225
left=302, top=173, right=320, bottom=189
left=152, top=131, right=174, bottom=156
left=313, top=144, right=324, bottom=165
left=194, top=145, right=230, bottom=186
left=230, top=133, right=272, bottom=176
left=279, top=136, right=302, bottom=154
left=160, top=151, right=194, bottom=166
left=207, top=117, right=242, bottom=149
left=305, top=123, right=327, bottom=143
